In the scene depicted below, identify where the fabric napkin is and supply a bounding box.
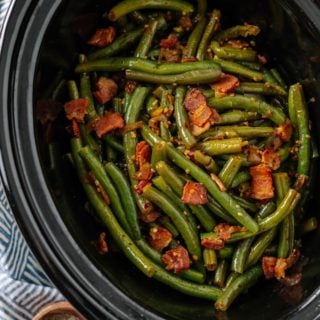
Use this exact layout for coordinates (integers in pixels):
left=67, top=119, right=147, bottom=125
left=0, top=1, right=65, bottom=319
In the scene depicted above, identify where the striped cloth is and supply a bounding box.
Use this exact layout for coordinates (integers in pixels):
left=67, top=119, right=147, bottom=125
left=0, top=1, right=65, bottom=319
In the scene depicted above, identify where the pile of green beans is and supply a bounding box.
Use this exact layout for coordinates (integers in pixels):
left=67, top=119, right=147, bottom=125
left=56, top=0, right=316, bottom=312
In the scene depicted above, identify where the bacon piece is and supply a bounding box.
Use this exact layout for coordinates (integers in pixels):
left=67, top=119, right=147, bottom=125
left=181, top=181, right=208, bottom=205
left=261, top=148, right=281, bottom=170
left=184, top=88, right=207, bottom=113
left=134, top=163, right=153, bottom=181
left=249, top=164, right=274, bottom=200
left=276, top=119, right=293, bottom=142
left=245, top=145, right=262, bottom=164
left=88, top=27, right=116, bottom=48
left=162, top=246, right=191, bottom=273
left=134, top=179, right=150, bottom=195
left=135, top=141, right=151, bottom=168
left=179, top=15, right=193, bottom=31
left=211, top=74, right=240, bottom=97
left=262, top=256, right=277, bottom=279
left=159, top=48, right=181, bottom=63
left=189, top=104, right=214, bottom=127
left=160, top=34, right=178, bottom=49
left=181, top=57, right=199, bottom=63
left=225, top=39, right=250, bottom=49
left=258, top=54, right=268, bottom=65
left=149, top=227, right=173, bottom=252
left=93, top=112, right=125, bottom=138
left=201, top=237, right=225, bottom=250
left=36, top=99, right=62, bottom=125
left=191, top=122, right=211, bottom=137
left=214, top=223, right=243, bottom=242
left=72, top=118, right=80, bottom=138
left=93, top=77, right=118, bottom=104
left=97, top=232, right=108, bottom=254
left=125, top=80, right=137, bottom=94
left=139, top=210, right=161, bottom=223
left=64, top=98, right=89, bottom=122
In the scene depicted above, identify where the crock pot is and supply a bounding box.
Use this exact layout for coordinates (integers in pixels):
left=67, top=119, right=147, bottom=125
left=1, top=0, right=320, bottom=319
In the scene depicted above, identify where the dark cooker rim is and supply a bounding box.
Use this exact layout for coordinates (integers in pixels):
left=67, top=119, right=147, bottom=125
left=0, top=0, right=320, bottom=319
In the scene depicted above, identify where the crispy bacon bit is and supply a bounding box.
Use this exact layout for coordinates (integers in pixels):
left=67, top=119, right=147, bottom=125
left=245, top=145, right=262, bottom=164
left=258, top=54, right=268, bottom=65
left=211, top=74, right=240, bottom=97
left=225, top=39, right=250, bottom=49
left=121, top=121, right=144, bottom=134
left=134, top=179, right=150, bottom=195
left=201, top=237, right=225, bottom=250
left=262, top=256, right=278, bottom=279
left=93, top=77, right=118, bottom=104
left=214, top=223, right=243, bottom=242
left=160, top=34, right=178, bottom=49
left=184, top=88, right=207, bottom=112
left=210, top=173, right=227, bottom=192
left=149, top=227, right=173, bottom=252
left=88, top=27, right=116, bottom=48
left=93, top=112, right=125, bottom=138
left=64, top=98, right=89, bottom=122
left=262, top=249, right=300, bottom=280
left=189, top=104, right=214, bottom=127
left=261, top=148, right=281, bottom=170
left=181, top=181, right=208, bottom=205
left=159, top=48, right=181, bottom=63
left=97, top=232, right=108, bottom=254
left=162, top=246, right=191, bottom=273
left=134, top=163, right=153, bottom=181
left=36, top=99, right=62, bottom=126
left=276, top=119, right=293, bottom=142
left=249, top=164, right=274, bottom=200
left=139, top=210, right=161, bottom=223
left=72, top=118, right=80, bottom=138
left=135, top=141, right=151, bottom=168
left=179, top=15, right=193, bottom=31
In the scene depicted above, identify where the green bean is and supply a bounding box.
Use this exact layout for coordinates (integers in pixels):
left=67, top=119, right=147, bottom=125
left=254, top=201, right=276, bottom=222
left=146, top=95, right=159, bottom=114
left=106, top=145, right=117, bottom=162
left=151, top=142, right=168, bottom=170
left=183, top=17, right=207, bottom=59
left=135, top=18, right=164, bottom=59
left=263, top=68, right=279, bottom=85
left=206, top=198, right=238, bottom=224
left=270, top=68, right=287, bottom=89
left=80, top=73, right=98, bottom=121
left=215, top=266, right=262, bottom=311
left=214, top=58, right=264, bottom=81
left=258, top=189, right=301, bottom=233
left=232, top=195, right=258, bottom=213
left=219, top=110, right=261, bottom=125
left=126, top=68, right=222, bottom=85
left=104, top=162, right=143, bottom=241
left=274, top=173, right=293, bottom=258
left=104, top=135, right=124, bottom=153
left=88, top=28, right=144, bottom=60
left=214, top=260, right=229, bottom=288
left=158, top=216, right=179, bottom=238
left=225, top=272, right=239, bottom=289
left=214, top=24, right=261, bottom=43
left=218, top=156, right=243, bottom=189
left=189, top=205, right=216, bottom=232
left=71, top=139, right=154, bottom=276
left=143, top=185, right=201, bottom=260
left=107, top=0, right=194, bottom=21
left=196, top=10, right=221, bottom=61
left=124, top=87, right=153, bottom=214
left=289, top=83, right=311, bottom=177
left=112, top=98, right=123, bottom=114
left=231, top=237, right=254, bottom=274
left=174, top=86, right=197, bottom=148
left=129, top=11, right=147, bottom=24
left=208, top=94, right=286, bottom=125
left=246, top=228, right=278, bottom=268
left=231, top=171, right=251, bottom=189
left=218, top=246, right=234, bottom=259
left=160, top=120, right=171, bottom=141
left=79, top=146, right=134, bottom=237
left=264, top=244, right=278, bottom=256
left=203, top=249, right=218, bottom=271
left=236, top=82, right=287, bottom=96
left=193, top=150, right=219, bottom=174
left=198, top=138, right=248, bottom=156
left=238, top=61, right=262, bottom=71
left=211, top=41, right=257, bottom=61
left=197, top=0, right=207, bottom=17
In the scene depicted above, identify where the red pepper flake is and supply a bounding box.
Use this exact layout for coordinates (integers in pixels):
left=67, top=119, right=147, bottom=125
left=93, top=77, right=118, bottom=105
left=93, top=112, right=124, bottom=138
left=162, top=245, right=191, bottom=273
left=181, top=181, right=208, bottom=205
left=214, top=223, right=244, bottom=242
left=64, top=98, right=89, bottom=122
left=88, top=27, right=116, bottom=48
left=249, top=164, right=274, bottom=200
left=149, top=227, right=173, bottom=252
